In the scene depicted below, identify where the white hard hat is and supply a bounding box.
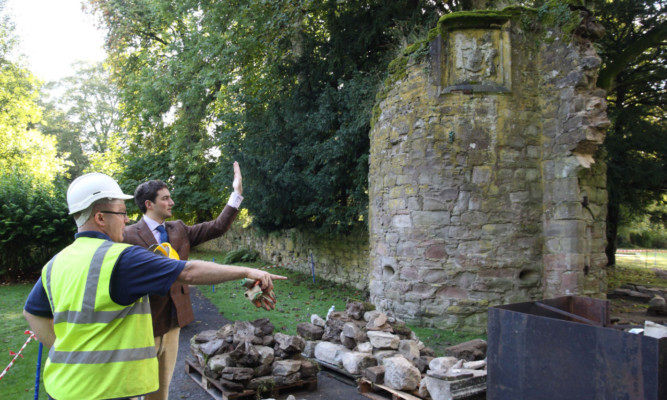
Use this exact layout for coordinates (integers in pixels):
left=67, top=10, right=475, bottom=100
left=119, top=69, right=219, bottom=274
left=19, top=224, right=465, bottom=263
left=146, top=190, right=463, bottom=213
left=67, top=172, right=133, bottom=215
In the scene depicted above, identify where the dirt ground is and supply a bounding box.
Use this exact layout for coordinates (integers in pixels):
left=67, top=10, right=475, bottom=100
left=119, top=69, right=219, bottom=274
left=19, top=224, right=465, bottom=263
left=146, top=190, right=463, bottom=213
left=169, top=287, right=369, bottom=400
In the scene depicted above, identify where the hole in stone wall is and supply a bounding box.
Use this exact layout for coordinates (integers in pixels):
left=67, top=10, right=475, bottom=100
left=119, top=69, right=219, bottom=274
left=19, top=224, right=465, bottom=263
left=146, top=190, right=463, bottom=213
left=383, top=265, right=395, bottom=279
left=519, top=268, right=539, bottom=283
left=584, top=265, right=589, bottom=275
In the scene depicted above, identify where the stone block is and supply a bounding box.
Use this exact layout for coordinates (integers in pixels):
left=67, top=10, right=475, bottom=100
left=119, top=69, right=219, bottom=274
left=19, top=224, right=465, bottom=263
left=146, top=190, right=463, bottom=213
left=314, top=341, right=350, bottom=367
left=296, top=323, right=324, bottom=341
left=383, top=355, right=421, bottom=391
left=363, top=365, right=386, bottom=384
left=367, top=331, right=400, bottom=350
left=342, top=351, right=378, bottom=375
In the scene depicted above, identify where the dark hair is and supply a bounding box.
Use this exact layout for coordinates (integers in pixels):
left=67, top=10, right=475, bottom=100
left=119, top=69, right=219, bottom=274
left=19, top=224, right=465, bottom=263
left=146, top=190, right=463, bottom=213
left=134, top=180, right=168, bottom=214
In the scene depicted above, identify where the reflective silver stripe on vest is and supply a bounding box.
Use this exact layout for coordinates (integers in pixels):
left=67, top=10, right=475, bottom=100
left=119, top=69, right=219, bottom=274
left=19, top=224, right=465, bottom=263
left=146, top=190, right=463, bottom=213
left=44, top=257, right=56, bottom=312
left=49, top=240, right=151, bottom=326
left=48, top=346, right=156, bottom=364
left=53, top=299, right=151, bottom=324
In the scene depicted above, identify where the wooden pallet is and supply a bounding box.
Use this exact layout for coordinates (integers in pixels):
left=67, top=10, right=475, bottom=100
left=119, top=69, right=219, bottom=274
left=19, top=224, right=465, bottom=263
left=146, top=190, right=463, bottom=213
left=358, top=378, right=425, bottom=400
left=185, top=359, right=318, bottom=400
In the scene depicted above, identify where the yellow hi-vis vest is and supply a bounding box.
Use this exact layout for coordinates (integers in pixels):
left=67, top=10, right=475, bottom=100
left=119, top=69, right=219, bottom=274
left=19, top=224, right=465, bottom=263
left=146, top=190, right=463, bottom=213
left=41, top=237, right=158, bottom=400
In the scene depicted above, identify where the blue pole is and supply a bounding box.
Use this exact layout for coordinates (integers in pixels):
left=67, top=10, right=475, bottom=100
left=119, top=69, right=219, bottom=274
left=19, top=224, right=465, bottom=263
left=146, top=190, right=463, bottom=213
left=310, top=252, right=315, bottom=283
left=34, top=342, right=43, bottom=400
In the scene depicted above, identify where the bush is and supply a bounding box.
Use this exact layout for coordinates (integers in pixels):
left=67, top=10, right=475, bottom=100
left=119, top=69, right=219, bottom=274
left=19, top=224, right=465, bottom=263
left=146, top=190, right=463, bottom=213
left=0, top=172, right=75, bottom=281
left=222, top=248, right=259, bottom=263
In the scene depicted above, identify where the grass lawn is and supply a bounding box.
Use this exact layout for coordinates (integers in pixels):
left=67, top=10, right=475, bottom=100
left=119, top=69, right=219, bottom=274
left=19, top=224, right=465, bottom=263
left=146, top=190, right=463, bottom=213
left=3, top=248, right=662, bottom=398
left=609, top=250, right=667, bottom=291
left=191, top=249, right=485, bottom=357
left=0, top=283, right=47, bottom=399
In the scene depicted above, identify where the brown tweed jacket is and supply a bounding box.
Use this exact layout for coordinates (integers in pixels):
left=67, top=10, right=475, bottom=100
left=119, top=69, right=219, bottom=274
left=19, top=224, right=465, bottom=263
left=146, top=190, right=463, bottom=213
left=123, top=205, right=239, bottom=336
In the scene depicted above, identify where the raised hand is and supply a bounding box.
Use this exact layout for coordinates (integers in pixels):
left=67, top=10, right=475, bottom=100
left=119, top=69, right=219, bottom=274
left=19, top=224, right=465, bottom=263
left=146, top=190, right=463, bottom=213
left=232, top=161, right=242, bottom=195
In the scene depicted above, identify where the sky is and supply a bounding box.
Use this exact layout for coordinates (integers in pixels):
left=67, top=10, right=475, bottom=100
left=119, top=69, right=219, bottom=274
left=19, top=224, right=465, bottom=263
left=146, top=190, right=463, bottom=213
left=5, top=0, right=107, bottom=82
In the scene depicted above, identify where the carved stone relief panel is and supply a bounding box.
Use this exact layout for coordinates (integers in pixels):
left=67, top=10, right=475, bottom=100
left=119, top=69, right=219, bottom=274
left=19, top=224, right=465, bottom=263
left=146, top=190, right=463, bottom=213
left=440, top=23, right=511, bottom=94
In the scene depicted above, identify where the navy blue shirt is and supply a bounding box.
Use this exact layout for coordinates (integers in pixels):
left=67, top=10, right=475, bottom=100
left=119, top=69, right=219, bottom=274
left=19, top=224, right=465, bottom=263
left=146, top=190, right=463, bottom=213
left=24, top=231, right=187, bottom=318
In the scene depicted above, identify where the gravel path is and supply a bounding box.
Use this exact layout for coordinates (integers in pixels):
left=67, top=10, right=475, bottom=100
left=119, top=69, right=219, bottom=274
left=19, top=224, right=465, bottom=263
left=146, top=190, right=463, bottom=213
left=168, top=286, right=369, bottom=400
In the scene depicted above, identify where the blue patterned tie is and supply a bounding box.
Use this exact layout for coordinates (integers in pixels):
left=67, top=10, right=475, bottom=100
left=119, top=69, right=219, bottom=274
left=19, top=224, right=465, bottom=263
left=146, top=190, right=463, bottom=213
left=156, top=225, right=169, bottom=244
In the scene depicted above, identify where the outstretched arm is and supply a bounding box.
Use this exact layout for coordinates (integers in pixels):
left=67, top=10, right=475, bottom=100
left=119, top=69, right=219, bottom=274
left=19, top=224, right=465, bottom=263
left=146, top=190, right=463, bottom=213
left=177, top=260, right=285, bottom=291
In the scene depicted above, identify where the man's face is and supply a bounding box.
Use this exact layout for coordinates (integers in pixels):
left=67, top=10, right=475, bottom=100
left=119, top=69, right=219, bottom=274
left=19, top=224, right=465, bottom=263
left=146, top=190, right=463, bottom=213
left=99, top=200, right=129, bottom=242
left=147, top=188, right=174, bottom=222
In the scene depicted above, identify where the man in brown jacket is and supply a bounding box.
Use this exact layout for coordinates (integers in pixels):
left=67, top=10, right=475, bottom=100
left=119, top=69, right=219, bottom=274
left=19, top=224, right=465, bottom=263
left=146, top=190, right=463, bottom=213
left=123, top=161, right=244, bottom=400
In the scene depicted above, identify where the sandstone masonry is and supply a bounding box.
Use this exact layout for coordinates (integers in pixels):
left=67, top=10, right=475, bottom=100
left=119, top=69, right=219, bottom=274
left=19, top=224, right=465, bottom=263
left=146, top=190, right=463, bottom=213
left=368, top=7, right=609, bottom=332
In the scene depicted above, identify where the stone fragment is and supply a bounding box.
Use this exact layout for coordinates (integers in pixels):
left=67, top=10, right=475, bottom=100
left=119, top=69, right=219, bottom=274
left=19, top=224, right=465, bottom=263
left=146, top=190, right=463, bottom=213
left=274, top=333, right=306, bottom=354
left=252, top=318, right=275, bottom=337
left=200, top=339, right=225, bottom=356
left=311, top=314, right=326, bottom=327
left=363, top=365, right=385, bottom=384
left=340, top=332, right=357, bottom=349
left=443, top=369, right=474, bottom=380
left=463, top=360, right=487, bottom=370
left=272, top=359, right=302, bottom=376
left=398, top=339, right=420, bottom=361
left=647, top=295, right=667, bottom=315
left=247, top=376, right=276, bottom=390
left=373, top=350, right=399, bottom=364
left=341, top=351, right=377, bottom=375
left=445, top=339, right=487, bottom=361
left=216, top=324, right=234, bottom=340
left=221, top=367, right=254, bottom=381
left=262, top=335, right=275, bottom=347
left=420, top=346, right=436, bottom=357
left=302, top=340, right=319, bottom=358
left=314, top=341, right=350, bottom=367
left=274, top=372, right=302, bottom=386
left=644, top=320, right=667, bottom=339
left=253, top=363, right=272, bottom=377
left=382, top=355, right=421, bottom=391
left=364, top=310, right=382, bottom=322
left=346, top=302, right=365, bottom=320
left=423, top=375, right=453, bottom=400
left=195, top=329, right=218, bottom=343
left=208, top=353, right=235, bottom=372
left=357, top=342, right=373, bottom=353
left=297, top=322, right=325, bottom=340
left=391, top=321, right=413, bottom=338
left=233, top=320, right=257, bottom=343
left=300, top=359, right=319, bottom=378
left=322, top=315, right=347, bottom=343
left=219, top=378, right=244, bottom=392
left=414, top=356, right=433, bottom=373
left=229, top=341, right=261, bottom=367
left=367, top=331, right=399, bottom=350
left=254, top=345, right=275, bottom=365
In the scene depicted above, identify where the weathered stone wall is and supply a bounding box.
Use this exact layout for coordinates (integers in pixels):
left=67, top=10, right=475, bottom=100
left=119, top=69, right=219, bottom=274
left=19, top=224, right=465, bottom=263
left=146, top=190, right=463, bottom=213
left=368, top=7, right=609, bottom=332
left=198, top=225, right=370, bottom=290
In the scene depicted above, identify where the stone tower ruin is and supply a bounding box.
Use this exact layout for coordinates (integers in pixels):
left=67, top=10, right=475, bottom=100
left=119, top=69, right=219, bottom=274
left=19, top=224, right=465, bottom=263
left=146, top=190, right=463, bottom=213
left=368, top=6, right=610, bottom=332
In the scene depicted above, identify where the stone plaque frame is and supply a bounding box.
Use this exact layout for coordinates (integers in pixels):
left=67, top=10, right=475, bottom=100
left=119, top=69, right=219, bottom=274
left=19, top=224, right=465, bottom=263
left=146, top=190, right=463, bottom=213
left=434, top=19, right=512, bottom=95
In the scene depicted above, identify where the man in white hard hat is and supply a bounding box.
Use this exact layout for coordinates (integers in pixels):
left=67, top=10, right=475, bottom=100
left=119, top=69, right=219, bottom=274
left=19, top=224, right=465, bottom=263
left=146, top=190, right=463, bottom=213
left=122, top=161, right=244, bottom=400
left=23, top=172, right=286, bottom=400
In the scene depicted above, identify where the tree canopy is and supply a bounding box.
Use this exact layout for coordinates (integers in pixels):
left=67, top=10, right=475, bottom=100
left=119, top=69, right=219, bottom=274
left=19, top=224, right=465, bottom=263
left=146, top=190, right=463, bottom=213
left=594, top=0, right=666, bottom=261
left=88, top=0, right=443, bottom=230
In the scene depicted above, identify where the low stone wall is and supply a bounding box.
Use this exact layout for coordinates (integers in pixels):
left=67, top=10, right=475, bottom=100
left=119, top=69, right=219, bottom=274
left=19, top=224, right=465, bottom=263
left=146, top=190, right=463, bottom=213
left=197, top=224, right=370, bottom=290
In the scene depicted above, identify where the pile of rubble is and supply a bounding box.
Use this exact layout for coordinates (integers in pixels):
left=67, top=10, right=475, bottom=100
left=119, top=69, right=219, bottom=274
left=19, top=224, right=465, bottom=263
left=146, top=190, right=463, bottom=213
left=608, top=283, right=667, bottom=315
left=189, top=302, right=487, bottom=399
left=189, top=318, right=318, bottom=393
left=297, top=302, right=487, bottom=399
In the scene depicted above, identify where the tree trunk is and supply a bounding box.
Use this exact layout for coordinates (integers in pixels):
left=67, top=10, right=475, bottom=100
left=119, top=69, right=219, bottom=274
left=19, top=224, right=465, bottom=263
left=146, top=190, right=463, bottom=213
left=606, top=199, right=618, bottom=266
